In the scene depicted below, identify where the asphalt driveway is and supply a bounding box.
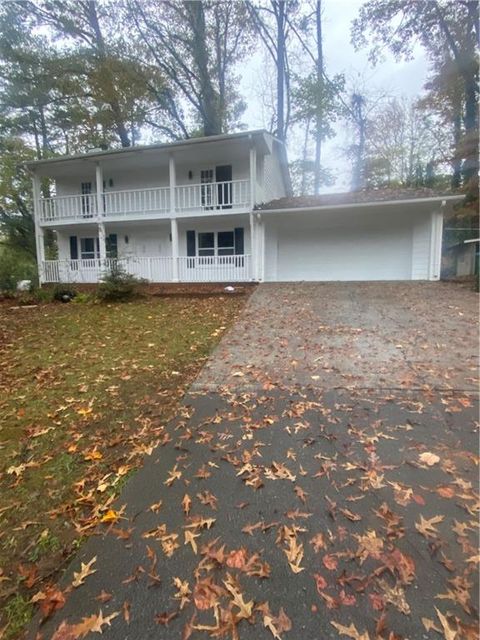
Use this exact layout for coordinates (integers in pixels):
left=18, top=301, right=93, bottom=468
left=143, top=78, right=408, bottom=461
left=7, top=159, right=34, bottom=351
left=29, top=282, right=479, bottom=640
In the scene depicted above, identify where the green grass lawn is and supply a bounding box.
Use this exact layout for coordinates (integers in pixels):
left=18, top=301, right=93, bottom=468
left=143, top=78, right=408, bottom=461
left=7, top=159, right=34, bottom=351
left=0, top=294, right=247, bottom=638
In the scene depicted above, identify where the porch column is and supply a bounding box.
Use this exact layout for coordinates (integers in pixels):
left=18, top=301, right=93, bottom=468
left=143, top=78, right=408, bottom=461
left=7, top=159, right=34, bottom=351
left=249, top=212, right=256, bottom=281
left=32, top=172, right=45, bottom=284
left=95, top=162, right=103, bottom=219
left=171, top=217, right=179, bottom=282
left=258, top=215, right=265, bottom=281
left=169, top=153, right=176, bottom=215
left=249, top=142, right=257, bottom=209
left=95, top=163, right=106, bottom=269
left=429, top=204, right=444, bottom=281
left=98, top=222, right=107, bottom=262
left=254, top=213, right=265, bottom=282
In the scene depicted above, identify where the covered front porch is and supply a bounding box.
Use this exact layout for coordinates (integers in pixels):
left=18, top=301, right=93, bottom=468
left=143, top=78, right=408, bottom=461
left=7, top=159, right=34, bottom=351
left=43, top=255, right=252, bottom=284
left=41, top=213, right=263, bottom=284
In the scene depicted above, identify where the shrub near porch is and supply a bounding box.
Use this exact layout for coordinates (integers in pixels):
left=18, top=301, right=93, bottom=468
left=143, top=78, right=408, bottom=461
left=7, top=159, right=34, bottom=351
left=0, top=294, right=246, bottom=639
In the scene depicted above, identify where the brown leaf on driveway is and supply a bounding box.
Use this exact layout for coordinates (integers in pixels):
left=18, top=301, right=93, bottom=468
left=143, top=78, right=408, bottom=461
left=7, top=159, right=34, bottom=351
left=330, top=620, right=371, bottom=639
left=419, top=452, right=440, bottom=466
left=415, top=515, right=444, bottom=538
left=193, top=576, right=225, bottom=610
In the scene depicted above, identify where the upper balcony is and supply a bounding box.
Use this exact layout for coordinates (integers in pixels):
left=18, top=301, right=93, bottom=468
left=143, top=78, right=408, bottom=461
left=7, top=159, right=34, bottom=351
left=38, top=179, right=251, bottom=225
left=27, top=130, right=289, bottom=227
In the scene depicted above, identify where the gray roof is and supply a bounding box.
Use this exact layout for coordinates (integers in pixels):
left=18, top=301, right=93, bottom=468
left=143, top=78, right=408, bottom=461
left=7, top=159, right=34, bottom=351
left=25, top=129, right=276, bottom=168
left=257, top=188, right=465, bottom=210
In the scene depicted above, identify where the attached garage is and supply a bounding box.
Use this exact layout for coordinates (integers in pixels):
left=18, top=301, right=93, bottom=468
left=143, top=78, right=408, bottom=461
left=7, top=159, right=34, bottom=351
left=260, top=193, right=462, bottom=282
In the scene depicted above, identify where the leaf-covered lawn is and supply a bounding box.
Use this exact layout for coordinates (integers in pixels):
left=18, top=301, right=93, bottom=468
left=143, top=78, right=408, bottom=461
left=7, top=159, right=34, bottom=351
left=0, top=294, right=247, bottom=638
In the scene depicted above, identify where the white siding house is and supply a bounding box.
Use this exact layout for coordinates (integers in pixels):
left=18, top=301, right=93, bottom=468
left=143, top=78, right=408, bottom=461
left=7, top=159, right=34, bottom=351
left=27, top=130, right=462, bottom=285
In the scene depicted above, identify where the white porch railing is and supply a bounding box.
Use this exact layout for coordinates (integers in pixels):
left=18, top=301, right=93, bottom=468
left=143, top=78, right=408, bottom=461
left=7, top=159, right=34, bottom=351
left=103, top=186, right=170, bottom=217
left=175, top=180, right=250, bottom=213
left=42, top=255, right=251, bottom=284
left=38, top=180, right=250, bottom=223
left=177, top=255, right=251, bottom=282
left=40, top=193, right=98, bottom=222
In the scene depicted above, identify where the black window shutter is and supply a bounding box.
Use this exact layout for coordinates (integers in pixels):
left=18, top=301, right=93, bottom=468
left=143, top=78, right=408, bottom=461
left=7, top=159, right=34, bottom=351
left=107, top=233, right=118, bottom=258
left=234, top=227, right=244, bottom=255
left=69, top=236, right=78, bottom=260
left=186, top=230, right=196, bottom=256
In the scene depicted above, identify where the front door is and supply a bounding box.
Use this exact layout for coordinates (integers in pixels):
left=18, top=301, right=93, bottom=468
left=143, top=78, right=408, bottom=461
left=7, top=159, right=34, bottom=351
left=215, top=165, right=232, bottom=209
left=200, top=169, right=214, bottom=209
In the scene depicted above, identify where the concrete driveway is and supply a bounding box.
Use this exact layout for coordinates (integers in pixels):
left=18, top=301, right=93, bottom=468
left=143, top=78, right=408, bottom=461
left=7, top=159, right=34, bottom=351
left=195, top=282, right=479, bottom=392
left=29, top=282, right=478, bottom=640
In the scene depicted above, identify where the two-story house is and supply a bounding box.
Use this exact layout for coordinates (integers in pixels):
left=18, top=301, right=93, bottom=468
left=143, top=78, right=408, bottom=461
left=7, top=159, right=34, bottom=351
left=27, top=129, right=462, bottom=284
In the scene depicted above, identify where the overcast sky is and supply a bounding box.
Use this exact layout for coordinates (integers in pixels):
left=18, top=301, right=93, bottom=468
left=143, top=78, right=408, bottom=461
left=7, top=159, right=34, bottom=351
left=240, top=0, right=429, bottom=192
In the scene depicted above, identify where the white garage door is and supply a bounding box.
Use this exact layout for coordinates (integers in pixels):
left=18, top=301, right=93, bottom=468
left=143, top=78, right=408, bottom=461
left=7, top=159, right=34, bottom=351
left=274, top=211, right=416, bottom=281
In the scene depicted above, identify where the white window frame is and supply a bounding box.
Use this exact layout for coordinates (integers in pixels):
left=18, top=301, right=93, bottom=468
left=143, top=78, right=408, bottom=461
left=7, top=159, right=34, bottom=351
left=80, top=237, right=100, bottom=260
left=197, top=230, right=235, bottom=257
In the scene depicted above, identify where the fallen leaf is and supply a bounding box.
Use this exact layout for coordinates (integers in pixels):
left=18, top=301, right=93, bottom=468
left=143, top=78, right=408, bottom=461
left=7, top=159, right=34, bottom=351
left=415, top=514, right=444, bottom=538
left=72, top=557, right=97, bottom=588
left=419, top=452, right=440, bottom=466
left=185, top=530, right=200, bottom=554
left=173, top=577, right=191, bottom=610
left=182, top=494, right=192, bottom=516
left=331, top=620, right=370, bottom=639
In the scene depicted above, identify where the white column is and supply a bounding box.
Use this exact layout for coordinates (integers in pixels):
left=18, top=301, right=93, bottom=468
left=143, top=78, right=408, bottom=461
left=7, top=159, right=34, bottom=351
left=249, top=143, right=257, bottom=209
left=98, top=222, right=107, bottom=262
left=32, top=173, right=45, bottom=284
left=171, top=217, right=179, bottom=282
left=95, top=163, right=106, bottom=269
left=259, top=216, right=266, bottom=281
left=249, top=212, right=256, bottom=281
left=429, top=205, right=444, bottom=281
left=95, top=162, right=103, bottom=219
left=169, top=153, right=176, bottom=215
left=254, top=213, right=265, bottom=282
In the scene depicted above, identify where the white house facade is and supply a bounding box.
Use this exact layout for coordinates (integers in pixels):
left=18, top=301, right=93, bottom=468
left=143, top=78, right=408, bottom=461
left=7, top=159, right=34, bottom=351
left=27, top=130, right=463, bottom=285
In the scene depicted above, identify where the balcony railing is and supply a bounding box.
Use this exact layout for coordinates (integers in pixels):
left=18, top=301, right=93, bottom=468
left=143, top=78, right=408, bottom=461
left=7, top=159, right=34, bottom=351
left=42, top=255, right=252, bottom=284
left=38, top=180, right=250, bottom=223
left=175, top=180, right=250, bottom=213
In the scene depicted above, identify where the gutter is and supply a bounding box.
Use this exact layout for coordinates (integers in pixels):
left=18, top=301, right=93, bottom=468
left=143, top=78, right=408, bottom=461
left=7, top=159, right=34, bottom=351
left=256, top=194, right=465, bottom=215
left=24, top=128, right=273, bottom=168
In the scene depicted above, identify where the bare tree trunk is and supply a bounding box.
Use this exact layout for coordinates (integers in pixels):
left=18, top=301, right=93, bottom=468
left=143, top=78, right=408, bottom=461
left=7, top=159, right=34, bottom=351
left=301, top=118, right=311, bottom=195
left=451, top=110, right=462, bottom=189
left=276, top=0, right=286, bottom=141
left=87, top=0, right=131, bottom=147
left=351, top=94, right=366, bottom=191
left=461, top=75, right=479, bottom=187
left=314, top=0, right=323, bottom=195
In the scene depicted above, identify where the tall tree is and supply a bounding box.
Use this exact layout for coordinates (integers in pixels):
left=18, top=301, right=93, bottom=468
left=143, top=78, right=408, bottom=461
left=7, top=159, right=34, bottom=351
left=126, top=0, right=251, bottom=138
left=286, top=1, right=344, bottom=193
left=350, top=93, right=367, bottom=191
left=247, top=1, right=298, bottom=142
left=351, top=0, right=479, bottom=194
left=363, top=97, right=452, bottom=188
left=5, top=0, right=162, bottom=149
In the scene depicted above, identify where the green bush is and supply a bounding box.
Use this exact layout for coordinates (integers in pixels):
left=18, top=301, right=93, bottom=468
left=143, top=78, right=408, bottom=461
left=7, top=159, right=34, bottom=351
left=96, top=264, right=144, bottom=302
left=72, top=292, right=94, bottom=304
left=12, top=288, right=53, bottom=305
left=0, top=248, right=37, bottom=292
